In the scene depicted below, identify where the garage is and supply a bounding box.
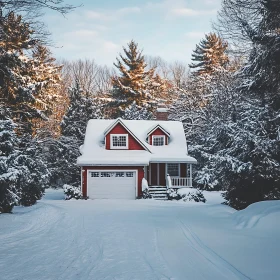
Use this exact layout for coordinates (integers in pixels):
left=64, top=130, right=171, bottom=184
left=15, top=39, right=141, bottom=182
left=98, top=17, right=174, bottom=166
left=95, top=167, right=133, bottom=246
left=87, top=171, right=137, bottom=199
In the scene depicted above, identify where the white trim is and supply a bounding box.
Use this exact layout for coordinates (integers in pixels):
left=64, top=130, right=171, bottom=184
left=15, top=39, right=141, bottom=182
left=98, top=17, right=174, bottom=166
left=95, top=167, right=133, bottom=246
left=152, top=135, right=165, bottom=146
left=190, top=164, right=192, bottom=187
left=80, top=167, right=83, bottom=193
left=110, top=134, right=128, bottom=149
left=87, top=169, right=138, bottom=199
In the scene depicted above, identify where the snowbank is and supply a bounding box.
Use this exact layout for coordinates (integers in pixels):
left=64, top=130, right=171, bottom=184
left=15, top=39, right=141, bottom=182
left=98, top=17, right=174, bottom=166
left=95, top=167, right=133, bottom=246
left=233, top=200, right=280, bottom=230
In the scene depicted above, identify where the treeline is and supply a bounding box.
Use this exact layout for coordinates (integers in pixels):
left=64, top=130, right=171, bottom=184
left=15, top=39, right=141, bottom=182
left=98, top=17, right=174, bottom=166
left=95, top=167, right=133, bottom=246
left=1, top=0, right=279, bottom=213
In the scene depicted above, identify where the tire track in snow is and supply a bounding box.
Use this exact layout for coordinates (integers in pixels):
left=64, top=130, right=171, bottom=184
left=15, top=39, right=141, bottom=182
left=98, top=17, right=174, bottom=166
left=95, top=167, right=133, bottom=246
left=179, top=221, right=251, bottom=280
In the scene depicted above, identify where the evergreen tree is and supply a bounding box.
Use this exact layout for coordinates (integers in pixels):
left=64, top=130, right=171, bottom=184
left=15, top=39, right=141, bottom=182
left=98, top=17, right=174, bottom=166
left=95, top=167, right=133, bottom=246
left=110, top=40, right=163, bottom=118
left=0, top=105, right=19, bottom=213
left=30, top=44, right=62, bottom=137
left=122, top=101, right=153, bottom=120
left=189, top=33, right=229, bottom=75
left=61, top=81, right=102, bottom=140
left=46, top=81, right=104, bottom=188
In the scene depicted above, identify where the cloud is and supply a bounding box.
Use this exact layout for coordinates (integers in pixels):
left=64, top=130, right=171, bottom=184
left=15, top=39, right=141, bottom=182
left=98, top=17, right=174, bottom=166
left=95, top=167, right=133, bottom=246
left=85, top=6, right=141, bottom=21
left=172, top=8, right=217, bottom=16
left=63, top=29, right=99, bottom=40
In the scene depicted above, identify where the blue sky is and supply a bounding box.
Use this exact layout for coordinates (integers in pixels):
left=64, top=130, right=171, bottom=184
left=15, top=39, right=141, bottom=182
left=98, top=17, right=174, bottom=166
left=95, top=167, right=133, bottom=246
left=44, top=0, right=221, bottom=66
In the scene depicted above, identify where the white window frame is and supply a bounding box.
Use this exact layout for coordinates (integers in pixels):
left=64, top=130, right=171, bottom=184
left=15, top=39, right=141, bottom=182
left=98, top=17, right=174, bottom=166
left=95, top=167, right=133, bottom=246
left=152, top=135, right=165, bottom=146
left=110, top=134, right=128, bottom=149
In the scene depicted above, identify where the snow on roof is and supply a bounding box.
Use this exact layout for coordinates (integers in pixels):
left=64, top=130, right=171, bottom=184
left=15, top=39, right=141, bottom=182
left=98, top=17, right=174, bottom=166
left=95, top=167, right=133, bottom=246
left=77, top=119, right=197, bottom=166
left=146, top=123, right=170, bottom=137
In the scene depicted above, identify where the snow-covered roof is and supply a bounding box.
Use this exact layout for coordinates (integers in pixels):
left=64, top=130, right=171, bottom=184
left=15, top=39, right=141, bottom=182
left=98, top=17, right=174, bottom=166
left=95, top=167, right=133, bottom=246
left=77, top=119, right=197, bottom=166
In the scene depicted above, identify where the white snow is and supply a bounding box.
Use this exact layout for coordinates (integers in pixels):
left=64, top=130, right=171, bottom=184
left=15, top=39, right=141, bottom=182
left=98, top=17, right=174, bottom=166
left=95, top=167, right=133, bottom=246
left=77, top=118, right=197, bottom=166
left=142, top=178, right=149, bottom=191
left=1, top=189, right=279, bottom=280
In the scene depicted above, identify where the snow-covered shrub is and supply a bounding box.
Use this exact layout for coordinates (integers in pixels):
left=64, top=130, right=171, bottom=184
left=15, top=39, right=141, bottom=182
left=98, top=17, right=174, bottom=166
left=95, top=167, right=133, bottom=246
left=167, top=188, right=181, bottom=200
left=139, top=178, right=152, bottom=199
left=168, top=188, right=206, bottom=203
left=63, top=184, right=82, bottom=200
left=181, top=189, right=206, bottom=203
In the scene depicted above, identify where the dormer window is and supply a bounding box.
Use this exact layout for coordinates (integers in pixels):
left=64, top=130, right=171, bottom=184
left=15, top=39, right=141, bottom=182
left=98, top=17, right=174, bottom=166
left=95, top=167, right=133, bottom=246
left=152, top=135, right=165, bottom=146
left=110, top=134, right=128, bottom=149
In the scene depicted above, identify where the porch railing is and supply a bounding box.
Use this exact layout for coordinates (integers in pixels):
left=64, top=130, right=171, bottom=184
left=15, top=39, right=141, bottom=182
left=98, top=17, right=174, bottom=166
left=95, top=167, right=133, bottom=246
left=169, top=176, right=192, bottom=188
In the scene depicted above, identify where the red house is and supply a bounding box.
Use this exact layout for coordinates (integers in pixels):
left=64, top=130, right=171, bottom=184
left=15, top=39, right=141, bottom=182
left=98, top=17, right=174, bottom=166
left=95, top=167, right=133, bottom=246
left=77, top=111, right=197, bottom=200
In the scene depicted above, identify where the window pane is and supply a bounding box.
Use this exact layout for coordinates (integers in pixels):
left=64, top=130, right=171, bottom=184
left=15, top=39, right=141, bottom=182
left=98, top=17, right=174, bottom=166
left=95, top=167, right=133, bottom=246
left=126, top=172, right=134, bottom=177
left=115, top=172, right=125, bottom=177
left=91, top=172, right=99, bottom=177
left=101, top=172, right=113, bottom=177
left=153, top=136, right=164, bottom=146
left=167, top=164, right=179, bottom=176
left=112, top=135, right=127, bottom=147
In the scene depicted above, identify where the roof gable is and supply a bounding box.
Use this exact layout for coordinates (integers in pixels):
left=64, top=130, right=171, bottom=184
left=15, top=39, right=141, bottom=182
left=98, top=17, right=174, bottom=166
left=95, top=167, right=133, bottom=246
left=147, top=124, right=170, bottom=138
left=104, top=118, right=151, bottom=153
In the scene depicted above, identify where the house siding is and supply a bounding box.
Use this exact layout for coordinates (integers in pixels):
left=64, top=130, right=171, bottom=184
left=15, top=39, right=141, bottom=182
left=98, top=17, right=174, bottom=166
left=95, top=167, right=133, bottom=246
left=149, top=128, right=169, bottom=145
left=106, top=123, right=145, bottom=150
left=81, top=166, right=144, bottom=198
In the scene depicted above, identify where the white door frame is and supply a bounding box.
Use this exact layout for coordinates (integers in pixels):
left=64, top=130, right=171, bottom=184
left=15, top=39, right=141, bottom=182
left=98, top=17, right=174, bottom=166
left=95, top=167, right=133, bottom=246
left=87, top=169, right=138, bottom=198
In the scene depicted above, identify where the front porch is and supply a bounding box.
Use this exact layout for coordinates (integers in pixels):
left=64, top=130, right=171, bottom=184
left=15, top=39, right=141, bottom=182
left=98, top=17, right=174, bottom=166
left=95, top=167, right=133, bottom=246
left=146, top=163, right=193, bottom=188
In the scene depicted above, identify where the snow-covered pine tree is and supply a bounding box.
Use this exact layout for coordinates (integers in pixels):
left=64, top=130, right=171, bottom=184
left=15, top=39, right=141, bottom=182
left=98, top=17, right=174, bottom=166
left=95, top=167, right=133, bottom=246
left=0, top=105, right=19, bottom=213
left=122, top=101, right=153, bottom=120
left=30, top=44, right=63, bottom=137
left=109, top=40, right=161, bottom=118
left=46, top=81, right=105, bottom=188
left=189, top=33, right=229, bottom=76
left=61, top=81, right=103, bottom=140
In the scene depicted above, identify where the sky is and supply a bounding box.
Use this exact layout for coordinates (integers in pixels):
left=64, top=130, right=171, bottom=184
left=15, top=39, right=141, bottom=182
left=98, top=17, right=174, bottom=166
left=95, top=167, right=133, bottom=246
left=43, top=0, right=221, bottom=67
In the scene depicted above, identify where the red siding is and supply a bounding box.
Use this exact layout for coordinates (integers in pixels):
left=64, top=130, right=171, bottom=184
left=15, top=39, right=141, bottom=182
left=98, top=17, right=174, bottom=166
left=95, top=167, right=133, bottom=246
left=149, top=128, right=169, bottom=145
left=106, top=123, right=144, bottom=150
left=81, top=166, right=144, bottom=198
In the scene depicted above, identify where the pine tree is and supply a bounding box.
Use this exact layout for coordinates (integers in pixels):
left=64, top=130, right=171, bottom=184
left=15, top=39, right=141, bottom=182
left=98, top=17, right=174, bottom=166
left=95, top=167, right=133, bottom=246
left=0, top=11, right=57, bottom=135
left=30, top=45, right=63, bottom=137
left=46, top=81, right=105, bottom=188
left=189, top=33, right=229, bottom=75
left=122, top=101, right=153, bottom=120
left=61, top=81, right=102, bottom=140
left=110, top=40, right=162, bottom=117
left=0, top=105, right=19, bottom=213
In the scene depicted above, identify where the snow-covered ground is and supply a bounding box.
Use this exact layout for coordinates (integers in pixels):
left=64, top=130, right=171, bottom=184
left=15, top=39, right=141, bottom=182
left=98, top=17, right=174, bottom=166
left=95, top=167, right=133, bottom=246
left=1, top=190, right=279, bottom=280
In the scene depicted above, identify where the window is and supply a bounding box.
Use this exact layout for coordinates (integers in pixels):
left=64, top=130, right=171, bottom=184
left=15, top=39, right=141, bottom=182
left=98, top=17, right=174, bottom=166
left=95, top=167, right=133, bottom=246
left=115, top=172, right=125, bottom=177
left=101, top=172, right=113, bottom=177
left=167, top=163, right=179, bottom=177
left=91, top=172, right=99, bottom=177
left=126, top=172, right=134, bottom=177
left=110, top=134, right=128, bottom=149
left=152, top=136, right=165, bottom=146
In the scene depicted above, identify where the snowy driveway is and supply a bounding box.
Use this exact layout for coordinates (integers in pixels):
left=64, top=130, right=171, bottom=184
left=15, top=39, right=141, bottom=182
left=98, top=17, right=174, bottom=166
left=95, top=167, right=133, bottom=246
left=1, top=190, right=279, bottom=280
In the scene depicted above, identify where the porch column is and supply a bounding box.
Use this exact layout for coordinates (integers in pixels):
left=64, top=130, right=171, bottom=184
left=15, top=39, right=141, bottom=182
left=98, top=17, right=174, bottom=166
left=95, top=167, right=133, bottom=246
left=190, top=164, right=192, bottom=187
